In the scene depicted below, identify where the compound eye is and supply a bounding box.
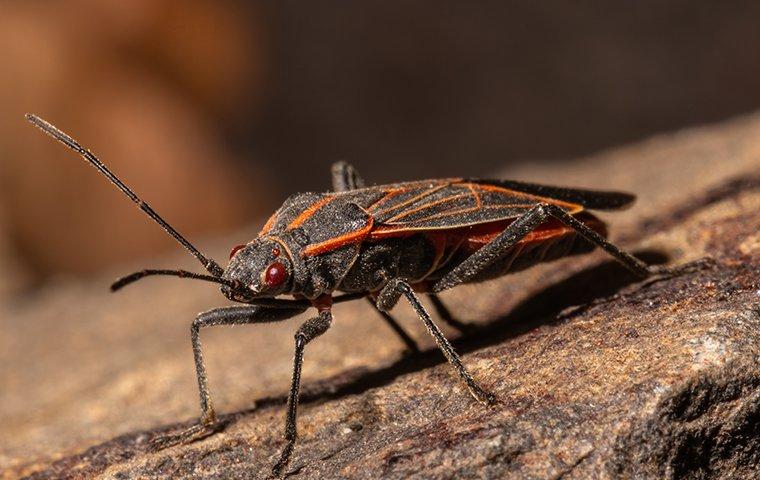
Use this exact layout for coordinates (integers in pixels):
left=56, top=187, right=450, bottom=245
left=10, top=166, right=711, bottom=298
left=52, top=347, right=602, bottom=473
left=264, top=261, right=288, bottom=288
left=229, top=244, right=246, bottom=259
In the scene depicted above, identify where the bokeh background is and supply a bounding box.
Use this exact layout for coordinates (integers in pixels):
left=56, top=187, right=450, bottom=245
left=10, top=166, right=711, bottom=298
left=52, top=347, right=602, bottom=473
left=2, top=0, right=760, bottom=289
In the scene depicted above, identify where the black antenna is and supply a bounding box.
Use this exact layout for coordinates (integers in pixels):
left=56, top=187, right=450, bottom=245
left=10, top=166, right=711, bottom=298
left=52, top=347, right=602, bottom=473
left=25, top=114, right=224, bottom=277
left=111, top=269, right=238, bottom=291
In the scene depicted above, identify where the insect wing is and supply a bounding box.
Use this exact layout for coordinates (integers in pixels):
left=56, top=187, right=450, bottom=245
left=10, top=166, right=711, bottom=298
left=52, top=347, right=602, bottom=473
left=475, top=179, right=636, bottom=211
left=365, top=180, right=582, bottom=231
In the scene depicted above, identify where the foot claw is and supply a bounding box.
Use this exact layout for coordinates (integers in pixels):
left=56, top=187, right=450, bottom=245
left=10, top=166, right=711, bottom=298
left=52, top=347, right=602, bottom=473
left=650, top=256, right=716, bottom=278
left=271, top=441, right=295, bottom=478
left=470, top=385, right=497, bottom=406
left=149, top=421, right=217, bottom=451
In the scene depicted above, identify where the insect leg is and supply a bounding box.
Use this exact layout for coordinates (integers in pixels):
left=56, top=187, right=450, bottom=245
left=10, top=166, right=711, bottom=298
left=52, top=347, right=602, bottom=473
left=272, top=310, right=333, bottom=477
left=333, top=162, right=425, bottom=353
left=331, top=161, right=366, bottom=192
left=432, top=204, right=552, bottom=292
left=150, top=304, right=306, bottom=450
left=434, top=203, right=711, bottom=293
left=539, top=203, right=713, bottom=277
left=377, top=279, right=495, bottom=405
left=332, top=165, right=425, bottom=352
left=366, top=297, right=420, bottom=353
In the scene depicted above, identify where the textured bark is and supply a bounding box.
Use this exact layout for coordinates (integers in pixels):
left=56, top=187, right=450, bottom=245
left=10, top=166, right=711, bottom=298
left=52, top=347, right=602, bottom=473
left=1, top=115, right=759, bottom=479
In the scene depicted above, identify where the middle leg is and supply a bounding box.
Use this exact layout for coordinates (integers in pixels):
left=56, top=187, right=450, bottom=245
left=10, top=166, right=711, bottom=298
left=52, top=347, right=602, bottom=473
left=377, top=278, right=495, bottom=405
left=428, top=293, right=476, bottom=333
left=366, top=297, right=421, bottom=354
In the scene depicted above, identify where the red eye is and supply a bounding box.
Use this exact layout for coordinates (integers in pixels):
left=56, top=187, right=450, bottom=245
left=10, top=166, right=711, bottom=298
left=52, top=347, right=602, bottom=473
left=229, top=244, right=245, bottom=259
left=264, top=261, right=288, bottom=287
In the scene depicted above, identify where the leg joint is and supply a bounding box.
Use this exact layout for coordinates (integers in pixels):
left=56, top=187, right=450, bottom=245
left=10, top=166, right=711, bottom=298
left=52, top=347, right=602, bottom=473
left=376, top=278, right=409, bottom=312
left=191, top=316, right=203, bottom=334
left=394, top=279, right=412, bottom=295
left=541, top=203, right=566, bottom=215
left=295, top=312, right=332, bottom=343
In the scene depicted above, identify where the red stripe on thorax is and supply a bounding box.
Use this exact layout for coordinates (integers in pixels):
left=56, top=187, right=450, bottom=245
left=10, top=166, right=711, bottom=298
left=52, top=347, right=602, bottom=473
left=288, top=196, right=334, bottom=229
left=302, top=217, right=374, bottom=256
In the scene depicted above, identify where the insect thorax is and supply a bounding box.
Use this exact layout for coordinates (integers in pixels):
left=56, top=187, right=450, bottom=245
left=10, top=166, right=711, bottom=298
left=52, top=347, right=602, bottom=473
left=283, top=230, right=360, bottom=298
left=339, top=234, right=439, bottom=293
left=266, top=193, right=369, bottom=299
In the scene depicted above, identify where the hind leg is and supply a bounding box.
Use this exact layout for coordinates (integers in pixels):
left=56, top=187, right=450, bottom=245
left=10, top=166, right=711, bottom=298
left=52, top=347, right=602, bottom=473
left=433, top=203, right=712, bottom=292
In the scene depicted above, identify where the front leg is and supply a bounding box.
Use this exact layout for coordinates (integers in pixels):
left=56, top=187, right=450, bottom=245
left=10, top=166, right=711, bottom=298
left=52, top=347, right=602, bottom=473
left=151, top=304, right=306, bottom=450
left=377, top=279, right=495, bottom=405
left=272, top=304, right=333, bottom=477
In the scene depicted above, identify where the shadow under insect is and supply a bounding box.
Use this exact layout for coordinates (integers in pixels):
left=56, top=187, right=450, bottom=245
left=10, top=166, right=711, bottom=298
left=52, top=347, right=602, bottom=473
left=224, top=249, right=672, bottom=420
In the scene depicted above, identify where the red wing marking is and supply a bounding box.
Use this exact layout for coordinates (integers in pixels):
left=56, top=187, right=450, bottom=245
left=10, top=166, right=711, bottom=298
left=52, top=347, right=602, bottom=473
left=467, top=183, right=482, bottom=208
left=409, top=203, right=536, bottom=224
left=475, top=183, right=581, bottom=211
left=462, top=222, right=571, bottom=250
left=521, top=225, right=571, bottom=243
left=288, top=196, right=334, bottom=229
left=371, top=181, right=584, bottom=231
left=372, top=204, right=537, bottom=235
left=368, top=224, right=412, bottom=240
left=366, top=189, right=405, bottom=211
left=460, top=214, right=605, bottom=253
left=258, top=212, right=278, bottom=237
left=302, top=217, right=374, bottom=256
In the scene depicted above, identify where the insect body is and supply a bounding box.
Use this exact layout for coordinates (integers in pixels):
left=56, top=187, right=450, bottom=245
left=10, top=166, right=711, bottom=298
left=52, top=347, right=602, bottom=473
left=27, top=115, right=702, bottom=477
left=232, top=178, right=617, bottom=302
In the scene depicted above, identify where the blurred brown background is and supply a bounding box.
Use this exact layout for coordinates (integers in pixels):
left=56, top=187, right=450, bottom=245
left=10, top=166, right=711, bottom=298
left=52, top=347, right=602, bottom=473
left=2, top=0, right=760, bottom=287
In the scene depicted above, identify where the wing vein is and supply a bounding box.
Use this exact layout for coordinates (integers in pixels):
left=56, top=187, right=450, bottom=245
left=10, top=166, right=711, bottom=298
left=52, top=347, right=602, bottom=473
left=392, top=203, right=536, bottom=226
left=373, top=183, right=449, bottom=216
left=386, top=192, right=470, bottom=223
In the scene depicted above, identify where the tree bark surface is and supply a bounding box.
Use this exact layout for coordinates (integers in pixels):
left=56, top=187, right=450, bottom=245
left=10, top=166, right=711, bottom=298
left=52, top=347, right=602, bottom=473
left=1, top=115, right=759, bottom=479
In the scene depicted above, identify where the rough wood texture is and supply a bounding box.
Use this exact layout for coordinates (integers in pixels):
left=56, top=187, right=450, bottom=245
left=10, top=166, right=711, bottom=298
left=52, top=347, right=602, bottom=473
left=1, top=114, right=759, bottom=479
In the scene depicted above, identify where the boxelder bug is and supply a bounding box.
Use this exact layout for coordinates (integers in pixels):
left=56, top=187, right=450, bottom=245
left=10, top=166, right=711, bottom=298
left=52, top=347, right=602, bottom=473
left=26, top=114, right=709, bottom=477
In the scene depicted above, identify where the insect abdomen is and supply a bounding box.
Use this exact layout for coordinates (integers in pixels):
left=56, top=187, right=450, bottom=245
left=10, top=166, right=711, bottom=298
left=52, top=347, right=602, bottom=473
left=476, top=229, right=594, bottom=280
left=428, top=212, right=607, bottom=284
left=339, top=212, right=606, bottom=293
